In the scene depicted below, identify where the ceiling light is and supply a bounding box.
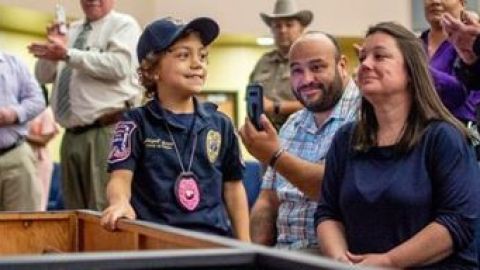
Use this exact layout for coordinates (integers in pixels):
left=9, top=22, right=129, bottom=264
left=256, top=37, right=274, bottom=46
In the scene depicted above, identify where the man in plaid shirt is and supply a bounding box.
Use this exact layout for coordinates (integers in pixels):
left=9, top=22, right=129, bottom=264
left=240, top=31, right=360, bottom=251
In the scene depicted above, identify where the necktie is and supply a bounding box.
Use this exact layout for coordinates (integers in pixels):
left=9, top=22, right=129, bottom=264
left=56, top=23, right=92, bottom=122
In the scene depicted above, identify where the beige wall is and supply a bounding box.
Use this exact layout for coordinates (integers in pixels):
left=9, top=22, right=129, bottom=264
left=152, top=0, right=411, bottom=36
left=0, top=0, right=415, bottom=162
left=207, top=45, right=270, bottom=160
left=0, top=0, right=411, bottom=35
left=0, top=0, right=156, bottom=27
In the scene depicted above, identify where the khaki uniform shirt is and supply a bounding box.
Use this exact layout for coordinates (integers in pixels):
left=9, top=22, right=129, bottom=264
left=249, top=49, right=297, bottom=129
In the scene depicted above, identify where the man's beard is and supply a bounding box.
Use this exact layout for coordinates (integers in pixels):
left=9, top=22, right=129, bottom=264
left=294, top=70, right=344, bottom=113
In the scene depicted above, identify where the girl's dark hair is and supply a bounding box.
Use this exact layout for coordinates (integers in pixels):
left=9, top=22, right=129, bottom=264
left=353, top=22, right=472, bottom=153
left=137, top=51, right=161, bottom=98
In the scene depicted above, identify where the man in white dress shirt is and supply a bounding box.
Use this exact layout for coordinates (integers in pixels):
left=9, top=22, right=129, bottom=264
left=29, top=0, right=143, bottom=211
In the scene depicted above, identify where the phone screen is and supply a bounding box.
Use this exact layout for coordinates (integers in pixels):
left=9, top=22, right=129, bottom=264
left=246, top=83, right=264, bottom=130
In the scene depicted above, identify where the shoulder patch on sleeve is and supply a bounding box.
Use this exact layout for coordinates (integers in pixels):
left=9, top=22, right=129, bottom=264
left=108, top=121, right=137, bottom=163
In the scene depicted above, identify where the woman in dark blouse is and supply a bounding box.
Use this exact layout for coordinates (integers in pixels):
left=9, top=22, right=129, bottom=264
left=315, top=22, right=480, bottom=269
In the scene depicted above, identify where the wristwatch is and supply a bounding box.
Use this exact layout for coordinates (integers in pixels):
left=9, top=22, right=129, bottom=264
left=273, top=101, right=281, bottom=115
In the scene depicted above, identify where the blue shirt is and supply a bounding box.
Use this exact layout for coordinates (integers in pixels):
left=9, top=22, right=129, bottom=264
left=0, top=52, right=45, bottom=148
left=262, top=79, right=360, bottom=249
left=108, top=98, right=244, bottom=237
left=315, top=121, right=480, bottom=269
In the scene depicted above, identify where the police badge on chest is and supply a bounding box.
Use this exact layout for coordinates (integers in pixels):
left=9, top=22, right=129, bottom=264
left=174, top=172, right=200, bottom=211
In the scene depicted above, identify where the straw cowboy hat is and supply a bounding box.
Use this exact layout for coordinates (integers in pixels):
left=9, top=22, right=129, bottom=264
left=260, top=0, right=313, bottom=27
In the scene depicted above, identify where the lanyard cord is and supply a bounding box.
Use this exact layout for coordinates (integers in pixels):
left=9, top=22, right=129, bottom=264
left=164, top=120, right=198, bottom=173
left=181, top=114, right=197, bottom=157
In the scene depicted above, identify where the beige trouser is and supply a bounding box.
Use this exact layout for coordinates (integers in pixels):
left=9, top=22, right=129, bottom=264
left=0, top=142, right=42, bottom=211
left=60, top=125, right=114, bottom=211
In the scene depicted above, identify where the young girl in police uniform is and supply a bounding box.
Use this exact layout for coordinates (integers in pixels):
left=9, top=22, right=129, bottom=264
left=101, top=17, right=250, bottom=241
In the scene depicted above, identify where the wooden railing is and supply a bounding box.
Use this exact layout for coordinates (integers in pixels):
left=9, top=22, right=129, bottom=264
left=0, top=210, right=227, bottom=255
left=0, top=210, right=363, bottom=270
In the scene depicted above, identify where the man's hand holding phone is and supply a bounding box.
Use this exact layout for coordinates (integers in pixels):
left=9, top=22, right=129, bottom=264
left=239, top=114, right=281, bottom=165
left=239, top=115, right=281, bottom=166
left=241, top=83, right=283, bottom=165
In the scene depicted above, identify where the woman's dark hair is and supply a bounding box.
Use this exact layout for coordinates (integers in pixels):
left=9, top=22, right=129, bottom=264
left=353, top=21, right=472, bottom=153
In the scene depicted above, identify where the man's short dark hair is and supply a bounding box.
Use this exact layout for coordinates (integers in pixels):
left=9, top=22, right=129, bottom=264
left=302, top=30, right=341, bottom=62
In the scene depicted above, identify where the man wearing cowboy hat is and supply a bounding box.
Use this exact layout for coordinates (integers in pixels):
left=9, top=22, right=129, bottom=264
left=249, top=0, right=313, bottom=130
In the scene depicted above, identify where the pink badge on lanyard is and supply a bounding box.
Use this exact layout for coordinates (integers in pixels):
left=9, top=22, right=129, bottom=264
left=175, top=172, right=200, bottom=211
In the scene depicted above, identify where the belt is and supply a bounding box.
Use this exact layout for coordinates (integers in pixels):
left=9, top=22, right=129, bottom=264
left=66, top=110, right=125, bottom=134
left=0, top=140, right=23, bottom=156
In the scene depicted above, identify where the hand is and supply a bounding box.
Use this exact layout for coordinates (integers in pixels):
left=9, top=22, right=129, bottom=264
left=263, top=97, right=274, bottom=114
left=46, top=22, right=67, bottom=39
left=461, top=10, right=480, bottom=25
left=0, top=107, right=18, bottom=126
left=332, top=253, right=353, bottom=265
left=239, top=114, right=280, bottom=164
left=441, top=13, right=480, bottom=64
left=28, top=23, right=68, bottom=61
left=100, top=201, right=136, bottom=231
left=346, top=251, right=396, bottom=268
left=28, top=39, right=68, bottom=61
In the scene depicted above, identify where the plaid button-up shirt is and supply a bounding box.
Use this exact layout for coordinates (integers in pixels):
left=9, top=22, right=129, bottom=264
left=262, top=79, right=360, bottom=249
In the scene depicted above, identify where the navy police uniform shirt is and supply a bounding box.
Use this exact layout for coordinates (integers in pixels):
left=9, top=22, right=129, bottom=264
left=108, top=97, right=244, bottom=237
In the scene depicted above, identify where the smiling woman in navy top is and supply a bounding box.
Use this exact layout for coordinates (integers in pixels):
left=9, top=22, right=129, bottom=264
left=315, top=22, right=480, bottom=269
